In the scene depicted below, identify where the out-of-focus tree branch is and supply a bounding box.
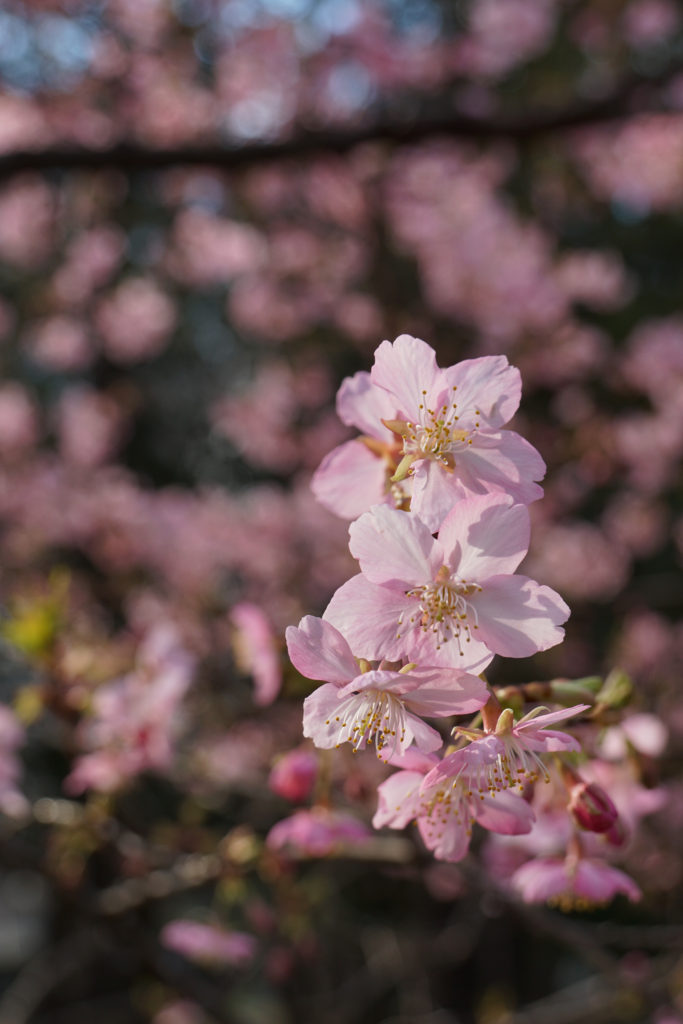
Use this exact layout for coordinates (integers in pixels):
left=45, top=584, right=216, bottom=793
left=1, top=58, right=682, bottom=179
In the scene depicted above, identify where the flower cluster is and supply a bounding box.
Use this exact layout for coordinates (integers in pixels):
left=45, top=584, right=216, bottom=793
left=287, top=335, right=640, bottom=906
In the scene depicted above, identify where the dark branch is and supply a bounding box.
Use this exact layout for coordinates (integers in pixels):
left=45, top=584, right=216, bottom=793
left=0, top=59, right=681, bottom=178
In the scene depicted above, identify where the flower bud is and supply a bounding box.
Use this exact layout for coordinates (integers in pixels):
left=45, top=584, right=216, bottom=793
left=269, top=749, right=317, bottom=803
left=568, top=781, right=619, bottom=833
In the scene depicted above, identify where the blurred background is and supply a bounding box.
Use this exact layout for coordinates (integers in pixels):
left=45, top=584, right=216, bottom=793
left=0, top=0, right=682, bottom=1021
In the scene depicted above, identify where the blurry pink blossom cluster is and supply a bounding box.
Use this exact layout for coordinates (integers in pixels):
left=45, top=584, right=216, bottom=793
left=278, top=335, right=656, bottom=908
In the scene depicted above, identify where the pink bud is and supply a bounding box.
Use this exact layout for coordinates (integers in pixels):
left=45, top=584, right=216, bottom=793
left=569, top=781, right=619, bottom=833
left=268, top=750, right=317, bottom=803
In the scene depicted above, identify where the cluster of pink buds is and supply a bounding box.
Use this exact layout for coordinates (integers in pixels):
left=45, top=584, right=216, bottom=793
left=285, top=335, right=644, bottom=907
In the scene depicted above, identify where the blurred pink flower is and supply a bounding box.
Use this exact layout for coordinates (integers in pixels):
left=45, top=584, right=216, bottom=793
left=525, top=522, right=629, bottom=602
left=600, top=713, right=668, bottom=760
left=96, top=278, right=176, bottom=364
left=623, top=317, right=683, bottom=407
left=0, top=178, right=54, bottom=267
left=0, top=706, right=28, bottom=818
left=161, top=920, right=256, bottom=968
left=168, top=209, right=266, bottom=286
left=53, top=226, right=126, bottom=305
left=57, top=387, right=128, bottom=469
left=267, top=806, right=371, bottom=857
left=511, top=854, right=641, bottom=906
left=269, top=749, right=318, bottom=803
left=387, top=145, right=566, bottom=342
left=153, top=1001, right=206, bottom=1024
left=623, top=0, right=680, bottom=45
left=231, top=602, right=281, bottom=707
left=66, top=624, right=196, bottom=793
left=0, top=384, right=39, bottom=459
left=26, top=317, right=94, bottom=372
left=554, top=250, right=634, bottom=311
left=575, top=115, right=683, bottom=211
left=459, top=0, right=558, bottom=78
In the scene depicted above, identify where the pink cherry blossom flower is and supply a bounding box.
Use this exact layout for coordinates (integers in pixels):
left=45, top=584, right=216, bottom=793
left=374, top=747, right=534, bottom=862
left=324, top=495, right=569, bottom=671
left=511, top=854, right=641, bottom=907
left=366, top=335, right=545, bottom=531
left=440, top=704, right=589, bottom=793
left=161, top=921, right=256, bottom=968
left=311, top=369, right=410, bottom=520
left=267, top=806, right=371, bottom=858
left=287, top=616, right=487, bottom=759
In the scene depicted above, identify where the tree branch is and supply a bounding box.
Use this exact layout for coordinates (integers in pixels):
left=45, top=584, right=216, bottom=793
left=0, top=58, right=682, bottom=179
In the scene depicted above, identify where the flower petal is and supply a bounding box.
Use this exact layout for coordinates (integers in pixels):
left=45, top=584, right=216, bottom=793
left=403, top=713, right=444, bottom=754
left=312, top=439, right=389, bottom=520
left=576, top=860, right=641, bottom=903
left=418, top=809, right=471, bottom=862
left=471, top=575, right=569, bottom=658
left=371, top=335, right=445, bottom=420
left=410, top=459, right=468, bottom=534
left=444, top=356, right=521, bottom=429
left=336, top=370, right=398, bottom=438
left=455, top=430, right=545, bottom=506
left=286, top=615, right=357, bottom=685
left=402, top=668, right=489, bottom=717
left=476, top=791, right=535, bottom=835
left=302, top=684, right=349, bottom=748
left=373, top=770, right=425, bottom=829
left=438, top=494, right=529, bottom=580
left=516, top=704, right=590, bottom=731
left=409, top=625, right=495, bottom=675
left=323, top=574, right=412, bottom=661
left=349, top=505, right=440, bottom=587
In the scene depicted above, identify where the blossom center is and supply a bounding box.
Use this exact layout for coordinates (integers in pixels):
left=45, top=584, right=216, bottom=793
left=404, top=390, right=480, bottom=466
left=386, top=390, right=482, bottom=483
left=326, top=690, right=407, bottom=758
left=481, top=736, right=551, bottom=794
left=400, top=568, right=482, bottom=655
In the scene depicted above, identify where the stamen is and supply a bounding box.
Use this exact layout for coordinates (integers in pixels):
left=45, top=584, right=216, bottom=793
left=405, top=573, right=483, bottom=656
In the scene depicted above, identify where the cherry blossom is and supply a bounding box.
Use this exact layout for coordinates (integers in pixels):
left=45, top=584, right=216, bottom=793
left=371, top=336, right=544, bottom=530
left=314, top=335, right=546, bottom=530
left=267, top=806, right=371, bottom=857
left=287, top=616, right=487, bottom=759
left=324, top=495, right=569, bottom=671
left=374, top=747, right=535, bottom=862
left=434, top=704, right=589, bottom=793
left=511, top=854, right=641, bottom=907
left=161, top=921, right=257, bottom=968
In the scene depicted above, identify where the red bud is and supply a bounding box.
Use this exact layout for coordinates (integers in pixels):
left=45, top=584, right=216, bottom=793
left=569, top=781, right=619, bottom=833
